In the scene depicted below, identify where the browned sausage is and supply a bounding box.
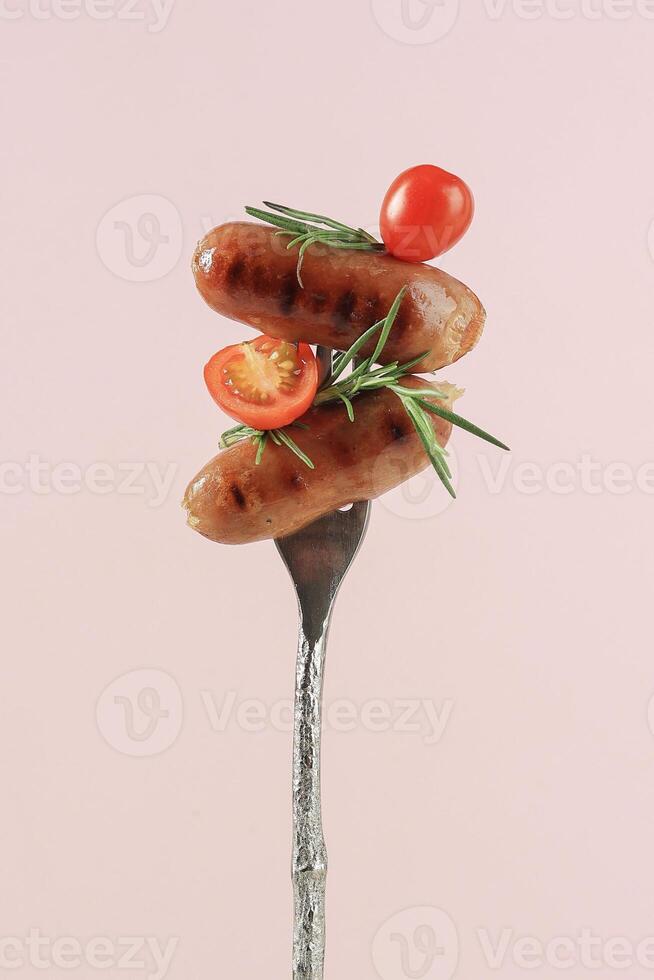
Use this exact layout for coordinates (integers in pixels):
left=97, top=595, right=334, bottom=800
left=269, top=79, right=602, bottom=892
left=192, top=222, right=485, bottom=373
left=183, top=378, right=460, bottom=544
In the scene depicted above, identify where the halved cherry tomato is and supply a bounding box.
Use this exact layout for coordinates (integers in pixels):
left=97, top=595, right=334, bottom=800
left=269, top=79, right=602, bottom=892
left=380, top=164, right=474, bottom=263
left=204, top=336, right=318, bottom=429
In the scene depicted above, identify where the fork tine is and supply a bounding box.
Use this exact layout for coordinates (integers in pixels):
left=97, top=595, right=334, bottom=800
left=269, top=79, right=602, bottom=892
left=316, top=344, right=333, bottom=386
left=275, top=498, right=370, bottom=601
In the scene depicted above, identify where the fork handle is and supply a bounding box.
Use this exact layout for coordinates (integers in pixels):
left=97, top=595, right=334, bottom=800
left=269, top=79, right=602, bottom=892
left=292, top=609, right=331, bottom=980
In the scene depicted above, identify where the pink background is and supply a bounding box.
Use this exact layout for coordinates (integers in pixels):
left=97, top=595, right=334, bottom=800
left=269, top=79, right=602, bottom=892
left=2, top=2, right=654, bottom=978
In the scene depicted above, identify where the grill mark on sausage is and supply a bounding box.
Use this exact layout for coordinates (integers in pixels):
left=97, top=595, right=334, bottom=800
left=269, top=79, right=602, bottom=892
left=278, top=273, right=299, bottom=315
left=333, top=290, right=357, bottom=330
left=226, top=255, right=246, bottom=288
left=230, top=484, right=247, bottom=509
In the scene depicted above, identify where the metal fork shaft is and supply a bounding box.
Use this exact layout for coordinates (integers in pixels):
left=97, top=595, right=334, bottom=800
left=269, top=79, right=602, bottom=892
left=276, top=359, right=371, bottom=979
left=292, top=606, right=331, bottom=980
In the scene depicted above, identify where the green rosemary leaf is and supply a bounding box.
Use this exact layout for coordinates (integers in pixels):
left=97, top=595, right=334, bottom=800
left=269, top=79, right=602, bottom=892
left=222, top=422, right=249, bottom=438
left=219, top=426, right=243, bottom=448
left=287, top=230, right=345, bottom=248
left=262, top=201, right=360, bottom=237
left=219, top=423, right=261, bottom=449
left=274, top=429, right=315, bottom=469
left=415, top=431, right=455, bottom=496
left=430, top=453, right=456, bottom=497
left=285, top=234, right=307, bottom=250
left=357, top=227, right=380, bottom=245
left=269, top=430, right=282, bottom=446
left=355, top=378, right=387, bottom=393
left=399, top=394, right=455, bottom=496
left=414, top=400, right=510, bottom=451
left=327, top=320, right=385, bottom=384
left=396, top=352, right=430, bottom=373
left=245, top=206, right=309, bottom=236
left=403, top=396, right=439, bottom=454
left=296, top=235, right=323, bottom=287
left=388, top=384, right=449, bottom=400
left=255, top=433, right=268, bottom=465
left=318, top=240, right=384, bottom=251
left=346, top=357, right=375, bottom=385
left=366, top=361, right=401, bottom=378
left=339, top=393, right=355, bottom=422
left=329, top=349, right=348, bottom=376
left=370, top=286, right=407, bottom=364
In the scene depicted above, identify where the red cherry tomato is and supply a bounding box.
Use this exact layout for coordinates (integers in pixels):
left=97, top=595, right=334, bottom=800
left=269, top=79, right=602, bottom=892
left=380, top=164, right=475, bottom=263
left=204, top=336, right=318, bottom=430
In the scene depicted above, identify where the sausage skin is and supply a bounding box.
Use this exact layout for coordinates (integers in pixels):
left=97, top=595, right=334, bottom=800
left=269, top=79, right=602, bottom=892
left=192, top=222, right=485, bottom=373
left=183, top=378, right=461, bottom=545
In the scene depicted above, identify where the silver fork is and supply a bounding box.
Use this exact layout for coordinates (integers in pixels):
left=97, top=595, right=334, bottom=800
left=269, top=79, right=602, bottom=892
left=275, top=347, right=371, bottom=980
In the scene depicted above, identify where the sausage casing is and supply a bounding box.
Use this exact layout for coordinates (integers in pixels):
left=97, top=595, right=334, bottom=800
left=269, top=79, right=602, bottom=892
left=183, top=379, right=460, bottom=545
left=192, top=222, right=485, bottom=373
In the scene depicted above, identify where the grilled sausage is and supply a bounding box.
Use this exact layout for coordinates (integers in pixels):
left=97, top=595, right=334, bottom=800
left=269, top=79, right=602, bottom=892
left=192, top=222, right=485, bottom=373
left=183, top=379, right=460, bottom=545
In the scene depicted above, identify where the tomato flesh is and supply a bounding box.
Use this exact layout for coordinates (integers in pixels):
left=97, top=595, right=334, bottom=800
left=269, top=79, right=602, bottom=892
left=205, top=336, right=318, bottom=429
left=380, top=164, right=474, bottom=263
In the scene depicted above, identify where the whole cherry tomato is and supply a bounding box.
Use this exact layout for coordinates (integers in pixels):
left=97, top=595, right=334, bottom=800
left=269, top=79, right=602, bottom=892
left=380, top=164, right=474, bottom=263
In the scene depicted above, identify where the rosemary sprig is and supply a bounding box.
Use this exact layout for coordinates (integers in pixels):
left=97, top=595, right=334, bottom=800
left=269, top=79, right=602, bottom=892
left=218, top=289, right=509, bottom=492
left=219, top=422, right=314, bottom=470
left=245, top=201, right=384, bottom=287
